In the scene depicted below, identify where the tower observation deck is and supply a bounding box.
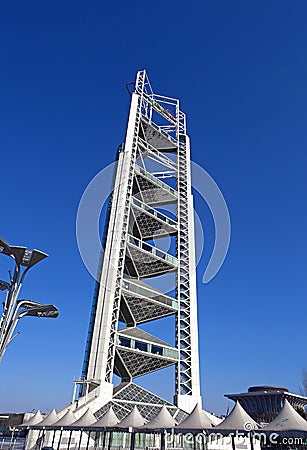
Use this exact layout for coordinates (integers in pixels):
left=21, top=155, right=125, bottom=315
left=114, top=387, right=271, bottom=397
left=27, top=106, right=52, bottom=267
left=74, top=70, right=202, bottom=422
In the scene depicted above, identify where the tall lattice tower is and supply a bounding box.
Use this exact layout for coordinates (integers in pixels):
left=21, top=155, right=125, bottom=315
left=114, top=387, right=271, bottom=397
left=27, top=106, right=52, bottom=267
left=74, top=70, right=201, bottom=421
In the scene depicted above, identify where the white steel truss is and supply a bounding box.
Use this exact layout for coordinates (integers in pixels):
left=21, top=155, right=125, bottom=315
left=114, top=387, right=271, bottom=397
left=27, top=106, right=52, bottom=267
left=76, top=70, right=201, bottom=416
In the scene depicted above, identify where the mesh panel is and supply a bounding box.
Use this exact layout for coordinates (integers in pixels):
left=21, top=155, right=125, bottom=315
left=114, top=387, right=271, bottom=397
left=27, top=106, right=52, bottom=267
left=121, top=294, right=174, bottom=324
left=115, top=349, right=175, bottom=378
left=174, top=409, right=189, bottom=424
left=131, top=208, right=176, bottom=240
left=125, top=246, right=176, bottom=278
left=133, top=176, right=177, bottom=206
left=114, top=383, right=173, bottom=404
left=95, top=383, right=188, bottom=423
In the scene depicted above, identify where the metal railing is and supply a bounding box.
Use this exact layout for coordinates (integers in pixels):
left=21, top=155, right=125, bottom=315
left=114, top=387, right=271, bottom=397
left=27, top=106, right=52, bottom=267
left=117, top=334, right=178, bottom=360
left=141, top=114, right=178, bottom=146
left=122, top=279, right=178, bottom=309
left=134, top=165, right=177, bottom=198
left=127, top=235, right=178, bottom=266
left=0, top=438, right=25, bottom=450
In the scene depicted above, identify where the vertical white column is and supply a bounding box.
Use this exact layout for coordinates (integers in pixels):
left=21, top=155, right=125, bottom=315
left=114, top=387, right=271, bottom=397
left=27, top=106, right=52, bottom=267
left=175, top=135, right=202, bottom=413
left=84, top=93, right=140, bottom=404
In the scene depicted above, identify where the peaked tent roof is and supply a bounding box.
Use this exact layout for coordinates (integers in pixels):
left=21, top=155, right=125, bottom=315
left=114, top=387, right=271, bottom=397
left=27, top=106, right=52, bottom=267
left=264, top=399, right=307, bottom=431
left=51, top=409, right=77, bottom=427
left=214, top=402, right=258, bottom=430
left=68, top=408, right=97, bottom=428
left=91, top=407, right=119, bottom=428
left=36, top=409, right=59, bottom=427
left=141, top=405, right=175, bottom=429
left=21, top=410, right=43, bottom=427
left=176, top=403, right=213, bottom=429
left=115, top=406, right=146, bottom=428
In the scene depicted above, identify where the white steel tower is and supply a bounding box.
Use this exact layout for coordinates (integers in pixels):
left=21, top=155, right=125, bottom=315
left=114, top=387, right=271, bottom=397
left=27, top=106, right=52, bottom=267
left=75, top=70, right=201, bottom=421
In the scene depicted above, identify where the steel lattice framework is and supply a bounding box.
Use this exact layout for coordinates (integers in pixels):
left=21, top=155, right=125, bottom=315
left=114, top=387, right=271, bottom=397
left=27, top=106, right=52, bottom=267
left=74, top=70, right=201, bottom=417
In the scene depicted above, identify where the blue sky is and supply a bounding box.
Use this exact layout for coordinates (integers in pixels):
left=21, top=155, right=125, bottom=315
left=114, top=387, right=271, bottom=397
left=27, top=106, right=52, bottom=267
left=0, top=0, right=306, bottom=415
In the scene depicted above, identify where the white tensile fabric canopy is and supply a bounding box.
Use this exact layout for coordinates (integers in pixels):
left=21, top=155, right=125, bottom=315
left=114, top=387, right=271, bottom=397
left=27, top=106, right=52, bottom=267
left=141, top=405, right=175, bottom=429
left=214, top=401, right=258, bottom=430
left=90, top=406, right=119, bottom=428
left=264, top=399, right=307, bottom=432
left=68, top=408, right=97, bottom=428
left=176, top=403, right=213, bottom=429
left=20, top=410, right=43, bottom=427
left=115, top=406, right=146, bottom=428
left=51, top=409, right=77, bottom=427
left=36, top=409, right=59, bottom=427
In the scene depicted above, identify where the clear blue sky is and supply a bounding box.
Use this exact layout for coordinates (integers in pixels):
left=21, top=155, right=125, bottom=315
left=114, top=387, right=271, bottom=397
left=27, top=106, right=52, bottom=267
left=0, top=0, right=306, bottom=415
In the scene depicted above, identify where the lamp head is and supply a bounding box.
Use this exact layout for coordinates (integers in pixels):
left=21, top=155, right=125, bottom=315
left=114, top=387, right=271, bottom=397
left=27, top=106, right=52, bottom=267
left=0, top=237, right=48, bottom=267
left=17, top=300, right=59, bottom=318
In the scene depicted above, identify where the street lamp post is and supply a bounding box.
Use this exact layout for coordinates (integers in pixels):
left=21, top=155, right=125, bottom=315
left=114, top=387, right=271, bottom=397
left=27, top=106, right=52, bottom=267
left=0, top=236, right=59, bottom=362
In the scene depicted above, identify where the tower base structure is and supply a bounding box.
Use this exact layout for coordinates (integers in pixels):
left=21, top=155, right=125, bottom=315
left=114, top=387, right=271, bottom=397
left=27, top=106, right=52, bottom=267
left=68, top=381, right=192, bottom=424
